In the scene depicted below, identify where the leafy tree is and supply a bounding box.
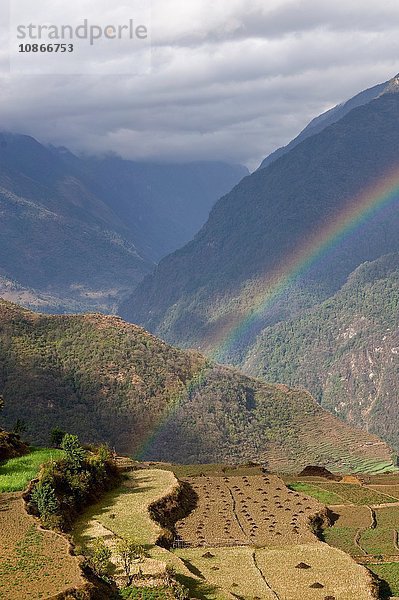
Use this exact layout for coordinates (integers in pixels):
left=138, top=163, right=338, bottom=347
left=61, top=433, right=86, bottom=469
left=50, top=427, right=66, bottom=448
left=13, top=419, right=27, bottom=436
left=31, top=482, right=58, bottom=519
left=116, top=539, right=146, bottom=585
left=89, top=538, right=112, bottom=577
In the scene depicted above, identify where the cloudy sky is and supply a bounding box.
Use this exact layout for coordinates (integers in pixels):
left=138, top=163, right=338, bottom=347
left=1, top=0, right=399, bottom=169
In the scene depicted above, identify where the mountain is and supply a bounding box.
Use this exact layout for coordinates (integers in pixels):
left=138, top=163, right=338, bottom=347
left=0, top=132, right=246, bottom=313
left=55, top=150, right=249, bottom=263
left=0, top=299, right=394, bottom=473
left=121, top=76, right=399, bottom=360
left=243, top=252, right=399, bottom=450
left=258, top=78, right=388, bottom=170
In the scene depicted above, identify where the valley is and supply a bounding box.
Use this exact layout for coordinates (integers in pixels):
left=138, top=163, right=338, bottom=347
left=120, top=75, right=399, bottom=464
left=3, top=448, right=396, bottom=599
left=1, top=42, right=399, bottom=600
left=0, top=133, right=246, bottom=313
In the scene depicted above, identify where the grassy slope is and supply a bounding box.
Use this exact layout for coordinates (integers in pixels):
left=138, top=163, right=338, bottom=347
left=0, top=299, right=394, bottom=473
left=0, top=448, right=64, bottom=492
left=74, top=468, right=219, bottom=598
left=74, top=469, right=177, bottom=548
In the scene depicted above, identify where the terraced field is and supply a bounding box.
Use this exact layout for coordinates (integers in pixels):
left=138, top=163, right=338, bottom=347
left=176, top=543, right=377, bottom=599
left=175, top=474, right=322, bottom=547
left=0, top=493, right=84, bottom=600
left=75, top=468, right=178, bottom=548
left=73, top=466, right=379, bottom=599
left=73, top=468, right=214, bottom=594
left=171, top=473, right=378, bottom=599
left=288, top=474, right=399, bottom=597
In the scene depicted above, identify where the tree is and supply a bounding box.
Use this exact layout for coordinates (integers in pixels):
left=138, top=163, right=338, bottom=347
left=50, top=427, right=66, bottom=448
left=61, top=434, right=86, bottom=469
left=89, top=538, right=112, bottom=578
left=115, top=538, right=146, bottom=585
left=31, top=482, right=58, bottom=519
left=13, top=419, right=27, bottom=436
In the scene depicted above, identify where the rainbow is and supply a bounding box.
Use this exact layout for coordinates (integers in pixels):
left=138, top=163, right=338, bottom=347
left=210, top=161, right=399, bottom=361
left=137, top=161, right=399, bottom=458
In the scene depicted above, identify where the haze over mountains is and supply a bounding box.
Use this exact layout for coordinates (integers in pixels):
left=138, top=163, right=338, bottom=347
left=121, top=74, right=399, bottom=451
left=1, top=73, right=399, bottom=466
left=0, top=132, right=246, bottom=313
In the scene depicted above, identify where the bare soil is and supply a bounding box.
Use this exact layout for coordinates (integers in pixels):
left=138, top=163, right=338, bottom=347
left=0, top=493, right=85, bottom=600
left=175, top=474, right=324, bottom=547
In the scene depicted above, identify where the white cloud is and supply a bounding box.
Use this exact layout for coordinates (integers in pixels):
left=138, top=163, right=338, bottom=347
left=0, top=0, right=398, bottom=169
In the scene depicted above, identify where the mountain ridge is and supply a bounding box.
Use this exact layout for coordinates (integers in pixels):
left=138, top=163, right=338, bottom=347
left=0, top=299, right=394, bottom=473
left=0, top=132, right=246, bottom=313
left=121, top=87, right=399, bottom=358
left=243, top=252, right=399, bottom=450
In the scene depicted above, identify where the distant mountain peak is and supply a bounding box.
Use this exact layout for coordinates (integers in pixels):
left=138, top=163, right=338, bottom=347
left=382, top=73, right=399, bottom=94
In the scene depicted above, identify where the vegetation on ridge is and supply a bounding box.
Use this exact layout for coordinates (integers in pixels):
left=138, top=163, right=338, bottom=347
left=0, top=299, right=395, bottom=473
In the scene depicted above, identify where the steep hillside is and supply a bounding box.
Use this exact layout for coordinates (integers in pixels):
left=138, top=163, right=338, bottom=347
left=259, top=78, right=388, bottom=169
left=0, top=300, right=394, bottom=473
left=0, top=133, right=246, bottom=313
left=244, top=253, right=399, bottom=450
left=121, top=78, right=399, bottom=356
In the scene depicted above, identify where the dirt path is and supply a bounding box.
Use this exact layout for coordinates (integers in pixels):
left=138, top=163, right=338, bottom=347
left=251, top=550, right=280, bottom=600
left=369, top=501, right=399, bottom=508
left=351, top=506, right=376, bottom=556
left=226, top=485, right=247, bottom=537
left=354, top=529, right=368, bottom=555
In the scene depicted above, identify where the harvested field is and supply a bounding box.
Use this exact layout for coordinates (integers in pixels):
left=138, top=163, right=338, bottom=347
left=175, top=546, right=275, bottom=599
left=0, top=493, right=84, bottom=600
left=163, top=463, right=264, bottom=479
left=364, top=474, right=399, bottom=486
left=176, top=543, right=376, bottom=600
left=330, top=506, right=373, bottom=529
left=255, top=543, right=377, bottom=599
left=175, top=474, right=323, bottom=548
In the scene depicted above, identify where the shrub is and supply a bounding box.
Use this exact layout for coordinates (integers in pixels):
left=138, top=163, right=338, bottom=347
left=31, top=482, right=59, bottom=521
left=61, top=434, right=86, bottom=469
left=89, top=538, right=112, bottom=578
left=27, top=439, right=120, bottom=530
left=116, top=539, right=146, bottom=586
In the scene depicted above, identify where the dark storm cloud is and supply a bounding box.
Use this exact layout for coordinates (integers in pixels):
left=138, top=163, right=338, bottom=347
left=0, top=0, right=399, bottom=168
